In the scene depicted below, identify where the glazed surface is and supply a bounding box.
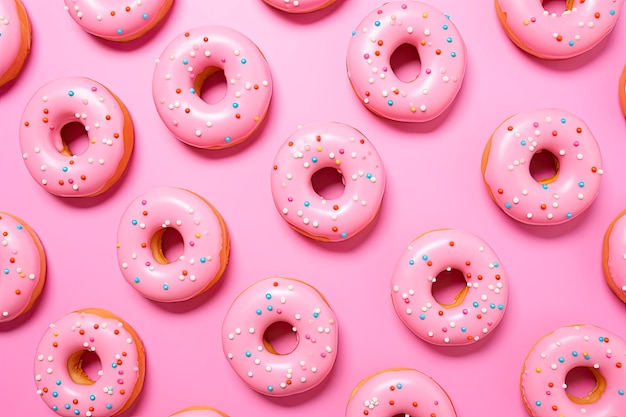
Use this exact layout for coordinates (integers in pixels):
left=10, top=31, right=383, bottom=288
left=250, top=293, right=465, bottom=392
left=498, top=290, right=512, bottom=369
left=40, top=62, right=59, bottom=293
left=222, top=277, right=338, bottom=396
left=116, top=187, right=229, bottom=303
left=482, top=108, right=603, bottom=225
left=19, top=77, right=134, bottom=197
left=63, top=0, right=173, bottom=41
left=0, top=212, right=45, bottom=322
left=346, top=368, right=457, bottom=416
left=346, top=1, right=467, bottom=122
left=391, top=229, right=508, bottom=346
left=521, top=324, right=626, bottom=416
left=152, top=25, right=272, bottom=149
left=262, top=0, right=335, bottom=13
left=34, top=309, right=145, bottom=417
left=271, top=122, right=385, bottom=242
left=0, top=0, right=30, bottom=86
left=602, top=209, right=626, bottom=303
left=495, top=0, right=624, bottom=59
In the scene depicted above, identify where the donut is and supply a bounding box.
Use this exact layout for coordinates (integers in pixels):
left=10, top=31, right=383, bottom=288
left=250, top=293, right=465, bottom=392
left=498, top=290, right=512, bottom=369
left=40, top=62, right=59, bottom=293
left=0, top=0, right=31, bottom=87
left=152, top=26, right=272, bottom=149
left=391, top=229, right=508, bottom=346
left=169, top=406, right=228, bottom=417
left=602, top=209, right=626, bottom=303
left=262, top=0, right=335, bottom=13
left=619, top=65, right=626, bottom=117
left=346, top=1, right=467, bottom=122
left=116, top=187, right=230, bottom=303
left=481, top=108, right=603, bottom=225
left=0, top=212, right=45, bottom=323
left=34, top=308, right=146, bottom=417
left=270, top=122, right=385, bottom=242
left=221, top=277, right=338, bottom=396
left=345, top=368, right=457, bottom=416
left=495, top=0, right=624, bottom=60
left=520, top=324, right=626, bottom=416
left=63, top=0, right=173, bottom=42
left=19, top=77, right=134, bottom=198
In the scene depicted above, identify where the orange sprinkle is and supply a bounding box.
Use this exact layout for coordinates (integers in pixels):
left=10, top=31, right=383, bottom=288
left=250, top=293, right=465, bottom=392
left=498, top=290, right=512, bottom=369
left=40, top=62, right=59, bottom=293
left=24, top=121, right=29, bottom=126
left=125, top=6, right=131, bottom=11
left=42, top=117, right=48, bottom=123
left=203, top=37, right=208, bottom=42
left=576, top=127, right=582, bottom=133
left=556, top=35, right=563, bottom=42
left=595, top=12, right=600, bottom=18
left=436, top=49, right=441, bottom=55
left=449, top=241, right=454, bottom=246
left=105, top=115, right=111, bottom=120
left=185, top=108, right=191, bottom=113
left=43, top=109, right=49, bottom=114
left=80, top=175, right=86, bottom=180
left=15, top=289, right=21, bottom=295
left=332, top=226, right=338, bottom=232
left=110, top=11, right=115, bottom=16
left=94, top=324, right=99, bottom=329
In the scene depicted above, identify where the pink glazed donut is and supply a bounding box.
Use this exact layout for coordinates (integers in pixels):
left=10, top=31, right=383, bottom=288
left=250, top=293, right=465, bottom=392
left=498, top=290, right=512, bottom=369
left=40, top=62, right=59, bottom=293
left=271, top=122, right=385, bottom=242
left=116, top=187, right=230, bottom=303
left=222, top=277, right=338, bottom=396
left=169, top=406, right=228, bottom=417
left=602, top=209, right=626, bottom=303
left=345, top=368, right=457, bottom=416
left=391, top=229, right=508, bottom=346
left=346, top=1, right=467, bottom=122
left=482, top=108, right=603, bottom=225
left=620, top=65, right=626, bottom=117
left=34, top=308, right=146, bottom=417
left=262, top=0, right=335, bottom=13
left=0, top=0, right=31, bottom=87
left=19, top=77, right=134, bottom=197
left=0, top=212, right=46, bottom=323
left=521, top=324, right=626, bottom=416
left=495, top=0, right=624, bottom=60
left=63, top=0, right=173, bottom=42
left=152, top=26, right=272, bottom=149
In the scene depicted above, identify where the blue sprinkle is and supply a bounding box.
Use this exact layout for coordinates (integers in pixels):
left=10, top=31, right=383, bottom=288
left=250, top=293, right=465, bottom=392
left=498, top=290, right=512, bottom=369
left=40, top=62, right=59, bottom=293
left=472, top=301, right=479, bottom=308
left=396, top=383, right=402, bottom=389
left=68, top=90, right=75, bottom=97
left=265, top=293, right=272, bottom=299
left=443, top=24, right=449, bottom=30
left=521, top=140, right=526, bottom=146
left=267, top=305, right=273, bottom=311
left=542, top=184, right=548, bottom=190
left=572, top=351, right=578, bottom=357
left=106, top=404, right=113, bottom=409
left=74, top=410, right=80, bottom=416
left=313, top=311, right=319, bottom=317
left=90, top=395, right=96, bottom=401
left=163, top=283, right=169, bottom=290
left=268, top=385, right=274, bottom=391
left=558, top=357, right=565, bottom=363
left=352, top=30, right=357, bottom=36
left=182, top=59, right=189, bottom=65
left=619, top=389, right=624, bottom=395
left=189, top=88, right=195, bottom=94
left=493, top=262, right=499, bottom=267
left=419, top=314, right=426, bottom=320
left=16, top=224, right=22, bottom=230
left=422, top=255, right=428, bottom=261
left=53, top=406, right=58, bottom=411
left=599, top=336, right=605, bottom=342
left=578, top=182, right=585, bottom=187
left=241, top=58, right=247, bottom=64
left=451, top=52, right=457, bottom=58
left=569, top=40, right=574, bottom=46
left=131, top=219, right=138, bottom=225
left=304, top=201, right=310, bottom=207
left=374, top=20, right=381, bottom=26
left=560, top=118, right=566, bottom=124
left=409, top=260, right=415, bottom=265
left=461, top=326, right=467, bottom=332
left=366, top=173, right=373, bottom=179
left=446, top=37, right=452, bottom=43
left=566, top=212, right=572, bottom=218
left=134, top=277, right=140, bottom=283
left=117, top=28, right=123, bottom=35
left=505, top=203, right=511, bottom=209
left=610, top=9, right=616, bottom=15
left=497, top=304, right=504, bottom=310
left=142, top=13, right=149, bottom=19
left=341, top=232, right=347, bottom=238
left=56, top=380, right=61, bottom=385
left=535, top=401, right=541, bottom=406
left=111, top=363, right=117, bottom=368
left=387, top=100, right=393, bottom=106
left=200, top=257, right=206, bottom=263
left=256, top=309, right=262, bottom=315
left=52, top=392, right=58, bottom=397
left=490, top=303, right=495, bottom=309
left=3, top=268, right=9, bottom=274
left=246, top=351, right=252, bottom=357
left=232, top=103, right=239, bottom=108
left=225, top=137, right=231, bottom=143
left=62, top=167, right=68, bottom=172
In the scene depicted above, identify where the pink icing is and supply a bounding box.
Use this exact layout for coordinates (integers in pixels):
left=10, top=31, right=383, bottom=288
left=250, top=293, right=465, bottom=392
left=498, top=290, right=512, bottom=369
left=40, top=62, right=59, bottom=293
left=496, top=0, right=624, bottom=60
left=270, top=122, right=385, bottom=242
left=170, top=407, right=228, bottom=417
left=34, top=309, right=145, bottom=417
left=63, top=0, right=173, bottom=42
left=152, top=26, right=273, bottom=149
left=19, top=77, right=134, bottom=197
left=346, top=1, right=467, bottom=122
left=521, top=324, right=626, bottom=416
left=262, top=0, right=335, bottom=13
left=0, top=0, right=29, bottom=86
left=602, top=209, right=626, bottom=303
left=222, top=277, right=338, bottom=396
left=0, top=212, right=45, bottom=322
left=116, top=187, right=229, bottom=303
left=345, top=368, right=457, bottom=416
left=482, top=108, right=603, bottom=225
left=391, top=229, right=508, bottom=346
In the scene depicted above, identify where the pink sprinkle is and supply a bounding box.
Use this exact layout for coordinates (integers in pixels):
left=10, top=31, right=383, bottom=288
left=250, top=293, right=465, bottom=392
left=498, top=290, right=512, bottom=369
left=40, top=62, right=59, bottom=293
left=91, top=87, right=97, bottom=91
left=320, top=352, right=326, bottom=357
left=276, top=309, right=282, bottom=314
left=119, top=370, right=124, bottom=375
left=404, top=298, right=410, bottom=304
left=531, top=17, right=536, bottom=22
left=117, top=379, right=124, bottom=385
left=425, top=68, right=432, bottom=74
left=221, top=57, right=226, bottom=63
left=401, top=4, right=407, bottom=9
left=288, top=197, right=293, bottom=202
left=90, top=337, right=94, bottom=342
left=487, top=321, right=493, bottom=326
left=305, top=334, right=311, bottom=339
left=68, top=179, right=74, bottom=184
left=434, top=401, right=439, bottom=405
left=189, top=74, right=195, bottom=79
left=462, top=309, right=468, bottom=315
left=546, top=390, right=551, bottom=395
left=311, top=338, right=316, bottom=343
left=141, top=200, right=147, bottom=205
left=189, top=241, right=195, bottom=247
left=382, top=66, right=388, bottom=72
left=339, top=149, right=344, bottom=154
left=145, top=262, right=151, bottom=267
left=533, top=122, right=539, bottom=127
left=573, top=141, right=579, bottom=147
left=442, top=328, right=447, bottom=332
left=173, top=120, right=179, bottom=126
left=364, top=54, right=370, bottom=59
left=49, top=125, right=55, bottom=131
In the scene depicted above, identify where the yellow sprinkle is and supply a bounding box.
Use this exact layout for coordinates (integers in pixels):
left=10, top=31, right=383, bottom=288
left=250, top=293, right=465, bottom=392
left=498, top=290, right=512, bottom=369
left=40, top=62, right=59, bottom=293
left=410, top=106, right=417, bottom=113
left=91, top=138, right=97, bottom=144
left=116, top=243, right=121, bottom=248
left=19, top=272, right=25, bottom=278
left=254, top=116, right=259, bottom=122
left=420, top=40, right=426, bottom=46
left=335, top=159, right=341, bottom=165
left=523, top=19, right=530, bottom=25
left=54, top=331, right=59, bottom=337
left=195, top=232, right=201, bottom=238
left=535, top=367, right=541, bottom=373
left=422, top=12, right=428, bottom=18
left=316, top=146, right=322, bottom=152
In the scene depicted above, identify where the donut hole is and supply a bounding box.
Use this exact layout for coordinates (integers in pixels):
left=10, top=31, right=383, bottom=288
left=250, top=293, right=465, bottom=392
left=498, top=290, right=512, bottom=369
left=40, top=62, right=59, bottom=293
left=194, top=67, right=227, bottom=104
left=529, top=150, right=560, bottom=185
left=565, top=366, right=606, bottom=404
left=263, top=321, right=299, bottom=355
left=150, top=227, right=185, bottom=264
left=67, top=350, right=102, bottom=385
left=541, top=0, right=574, bottom=14
left=60, top=122, right=90, bottom=156
left=311, top=167, right=345, bottom=200
left=390, top=43, right=421, bottom=83
left=432, top=268, right=469, bottom=308
left=391, top=414, right=412, bottom=417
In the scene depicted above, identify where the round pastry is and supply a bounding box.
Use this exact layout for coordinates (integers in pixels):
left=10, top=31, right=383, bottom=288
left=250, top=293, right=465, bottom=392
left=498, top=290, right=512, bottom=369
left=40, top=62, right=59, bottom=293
left=222, top=277, right=338, bottom=396
left=169, top=406, right=229, bottom=417
left=116, top=187, right=230, bottom=303
left=481, top=108, right=603, bottom=225
left=391, top=229, right=508, bottom=346
left=345, top=368, right=457, bottom=416
left=619, top=65, right=626, bottom=117
left=20, top=77, right=134, bottom=198
left=0, top=0, right=31, bottom=87
left=520, top=324, right=626, bottom=416
left=495, top=0, right=624, bottom=60
left=602, top=208, right=626, bottom=303
left=270, top=122, right=385, bottom=242
left=63, top=0, right=173, bottom=42
left=262, top=0, right=335, bottom=13
left=152, top=26, right=272, bottom=149
left=0, top=212, right=45, bottom=323
left=346, top=1, right=467, bottom=122
left=34, top=308, right=146, bottom=417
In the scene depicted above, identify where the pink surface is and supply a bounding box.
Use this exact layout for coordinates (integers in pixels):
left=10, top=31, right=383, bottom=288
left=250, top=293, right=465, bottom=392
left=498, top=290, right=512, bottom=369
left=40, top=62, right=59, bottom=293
left=0, top=1, right=625, bottom=416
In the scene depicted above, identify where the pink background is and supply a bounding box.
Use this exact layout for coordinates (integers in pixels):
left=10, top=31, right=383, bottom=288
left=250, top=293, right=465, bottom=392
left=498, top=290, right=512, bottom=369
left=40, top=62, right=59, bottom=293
left=1, top=0, right=626, bottom=416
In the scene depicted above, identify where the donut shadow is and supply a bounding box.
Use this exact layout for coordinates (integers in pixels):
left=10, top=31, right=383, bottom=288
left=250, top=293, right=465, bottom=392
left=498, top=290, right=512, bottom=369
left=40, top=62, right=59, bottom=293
left=260, top=0, right=346, bottom=24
